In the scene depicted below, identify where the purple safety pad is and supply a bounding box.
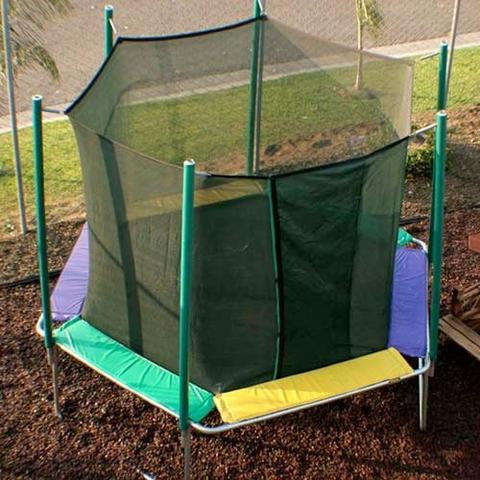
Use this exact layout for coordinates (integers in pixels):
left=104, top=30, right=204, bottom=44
left=388, top=247, right=428, bottom=358
left=50, top=225, right=428, bottom=358
left=51, top=223, right=89, bottom=321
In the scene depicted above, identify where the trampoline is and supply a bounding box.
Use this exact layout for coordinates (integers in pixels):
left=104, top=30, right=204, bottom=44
left=50, top=223, right=429, bottom=358
left=32, top=3, right=448, bottom=477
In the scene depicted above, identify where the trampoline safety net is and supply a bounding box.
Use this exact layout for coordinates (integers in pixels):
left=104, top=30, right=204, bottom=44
left=67, top=16, right=412, bottom=393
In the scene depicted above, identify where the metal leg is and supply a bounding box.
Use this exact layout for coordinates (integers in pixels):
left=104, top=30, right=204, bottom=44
left=181, top=427, right=191, bottom=480
left=47, top=347, right=62, bottom=419
left=418, top=358, right=428, bottom=431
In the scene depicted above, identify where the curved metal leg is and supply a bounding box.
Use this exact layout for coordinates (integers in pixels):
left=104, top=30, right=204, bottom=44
left=47, top=347, right=62, bottom=419
left=181, top=427, right=191, bottom=480
left=418, top=358, right=428, bottom=431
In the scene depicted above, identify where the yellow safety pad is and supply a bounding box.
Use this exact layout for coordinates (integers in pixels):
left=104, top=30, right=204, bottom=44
left=214, top=348, right=413, bottom=423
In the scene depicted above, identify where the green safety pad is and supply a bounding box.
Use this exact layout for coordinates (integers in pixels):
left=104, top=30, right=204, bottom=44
left=54, top=317, right=215, bottom=422
left=397, top=228, right=414, bottom=247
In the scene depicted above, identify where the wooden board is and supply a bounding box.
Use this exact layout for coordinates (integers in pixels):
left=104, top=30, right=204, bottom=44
left=440, top=314, right=480, bottom=360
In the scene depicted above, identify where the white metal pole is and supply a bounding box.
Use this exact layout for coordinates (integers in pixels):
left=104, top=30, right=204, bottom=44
left=446, top=0, right=461, bottom=96
left=1, top=0, right=27, bottom=234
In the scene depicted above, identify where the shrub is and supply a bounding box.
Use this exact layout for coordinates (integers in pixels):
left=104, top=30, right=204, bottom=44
left=406, top=127, right=452, bottom=176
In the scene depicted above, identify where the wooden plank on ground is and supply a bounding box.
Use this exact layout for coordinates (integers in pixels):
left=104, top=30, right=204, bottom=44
left=440, top=315, right=480, bottom=360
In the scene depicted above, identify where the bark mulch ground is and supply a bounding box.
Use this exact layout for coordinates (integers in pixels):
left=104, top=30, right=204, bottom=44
left=1, top=209, right=479, bottom=479
left=0, top=220, right=84, bottom=285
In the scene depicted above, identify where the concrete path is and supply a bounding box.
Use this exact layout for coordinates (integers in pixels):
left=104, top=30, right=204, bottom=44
left=1, top=30, right=478, bottom=135
left=372, top=31, right=480, bottom=58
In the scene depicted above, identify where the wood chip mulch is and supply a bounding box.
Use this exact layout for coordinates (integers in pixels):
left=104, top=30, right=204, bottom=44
left=0, top=220, right=84, bottom=285
left=1, top=210, right=480, bottom=479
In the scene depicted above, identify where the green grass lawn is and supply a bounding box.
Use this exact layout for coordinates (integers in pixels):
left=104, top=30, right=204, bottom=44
left=413, top=46, right=480, bottom=113
left=0, top=121, right=81, bottom=233
left=1, top=46, right=479, bottom=234
left=108, top=67, right=391, bottom=167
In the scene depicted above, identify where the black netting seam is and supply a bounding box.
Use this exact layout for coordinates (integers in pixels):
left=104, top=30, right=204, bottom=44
left=269, top=177, right=285, bottom=379
left=271, top=136, right=409, bottom=179
left=66, top=16, right=266, bottom=115
left=121, top=16, right=264, bottom=43
left=205, top=136, right=410, bottom=181
left=64, top=39, right=122, bottom=114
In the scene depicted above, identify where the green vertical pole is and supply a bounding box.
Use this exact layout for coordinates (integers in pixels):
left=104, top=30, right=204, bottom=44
left=437, top=42, right=448, bottom=111
left=33, top=96, right=53, bottom=350
left=253, top=7, right=266, bottom=174
left=429, top=42, right=448, bottom=259
left=33, top=95, right=61, bottom=418
left=246, top=0, right=262, bottom=175
left=429, top=111, right=447, bottom=361
left=179, top=159, right=195, bottom=479
left=104, top=5, right=114, bottom=58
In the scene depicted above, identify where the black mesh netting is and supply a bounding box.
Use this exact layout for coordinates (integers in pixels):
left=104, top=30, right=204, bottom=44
left=67, top=17, right=412, bottom=176
left=67, top=17, right=411, bottom=393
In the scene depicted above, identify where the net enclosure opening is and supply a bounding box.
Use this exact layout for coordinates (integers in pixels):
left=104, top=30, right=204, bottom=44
left=66, top=16, right=413, bottom=394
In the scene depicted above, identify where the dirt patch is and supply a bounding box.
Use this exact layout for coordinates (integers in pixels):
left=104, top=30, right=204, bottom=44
left=256, top=120, right=392, bottom=175
left=201, top=104, right=480, bottom=213
left=1, top=210, right=480, bottom=479
left=201, top=121, right=393, bottom=176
